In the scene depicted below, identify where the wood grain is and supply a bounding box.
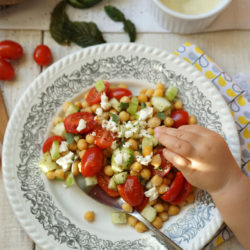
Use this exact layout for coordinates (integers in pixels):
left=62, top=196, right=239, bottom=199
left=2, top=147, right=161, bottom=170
left=0, top=90, right=8, bottom=144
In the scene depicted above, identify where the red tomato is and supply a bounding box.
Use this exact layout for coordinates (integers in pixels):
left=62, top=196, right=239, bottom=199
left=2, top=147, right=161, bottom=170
left=118, top=176, right=144, bottom=206
left=81, top=147, right=104, bottom=177
left=108, top=88, right=132, bottom=100
left=96, top=171, right=119, bottom=197
left=170, top=109, right=189, bottom=128
left=42, top=135, right=64, bottom=153
left=33, top=45, right=52, bottom=66
left=161, top=172, right=185, bottom=202
left=135, top=196, right=149, bottom=212
left=0, top=58, right=14, bottom=80
left=117, top=184, right=130, bottom=203
left=171, top=180, right=192, bottom=205
left=93, top=125, right=115, bottom=149
left=0, top=40, right=23, bottom=60
left=64, top=112, right=96, bottom=134
left=85, top=82, right=110, bottom=105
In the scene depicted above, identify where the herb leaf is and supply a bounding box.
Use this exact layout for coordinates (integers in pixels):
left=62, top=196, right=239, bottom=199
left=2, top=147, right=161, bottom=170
left=104, top=5, right=126, bottom=22
left=65, top=133, right=75, bottom=145
left=157, top=112, right=166, bottom=121
left=109, top=112, right=119, bottom=124
left=141, top=102, right=146, bottom=109
left=67, top=0, right=102, bottom=9
left=120, top=102, right=129, bottom=109
left=123, top=19, right=136, bottom=42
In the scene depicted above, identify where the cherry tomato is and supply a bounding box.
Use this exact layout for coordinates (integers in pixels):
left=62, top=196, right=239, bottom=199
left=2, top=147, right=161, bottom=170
left=96, top=170, right=119, bottom=197
left=108, top=88, right=132, bottom=100
left=0, top=58, right=14, bottom=80
left=135, top=196, right=149, bottom=212
left=161, top=172, right=185, bottom=202
left=117, top=184, right=130, bottom=203
left=81, top=147, right=104, bottom=177
left=33, top=45, right=52, bottom=66
left=86, top=82, right=110, bottom=105
left=170, top=109, right=189, bottom=128
left=0, top=40, right=23, bottom=60
left=93, top=125, right=115, bottom=149
left=118, top=176, right=145, bottom=206
left=42, top=135, right=64, bottom=153
left=64, top=112, right=96, bottom=134
left=171, top=180, right=192, bottom=205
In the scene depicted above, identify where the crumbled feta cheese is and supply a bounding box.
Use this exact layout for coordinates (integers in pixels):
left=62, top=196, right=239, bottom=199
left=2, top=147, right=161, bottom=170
left=114, top=152, right=123, bottom=166
left=111, top=141, right=118, bottom=150
left=124, top=130, right=134, bottom=138
left=144, top=187, right=159, bottom=202
left=96, top=107, right=103, bottom=116
left=78, top=162, right=81, bottom=172
left=76, top=119, right=86, bottom=132
left=100, top=93, right=111, bottom=110
left=136, top=152, right=153, bottom=166
left=91, top=131, right=96, bottom=136
left=59, top=141, right=68, bottom=153
left=56, top=151, right=74, bottom=171
left=139, top=129, right=152, bottom=138
left=123, top=142, right=131, bottom=148
left=102, top=118, right=119, bottom=133
left=138, top=107, right=153, bottom=121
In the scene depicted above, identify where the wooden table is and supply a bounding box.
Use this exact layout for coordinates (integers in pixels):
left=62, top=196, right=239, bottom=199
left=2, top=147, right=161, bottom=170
left=0, top=29, right=248, bottom=250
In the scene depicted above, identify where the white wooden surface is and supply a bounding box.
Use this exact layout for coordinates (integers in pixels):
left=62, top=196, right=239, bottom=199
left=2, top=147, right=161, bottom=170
left=1, top=30, right=249, bottom=250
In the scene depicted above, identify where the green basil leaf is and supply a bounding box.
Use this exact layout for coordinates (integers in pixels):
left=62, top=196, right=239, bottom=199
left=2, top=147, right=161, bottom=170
left=118, top=139, right=125, bottom=149
left=123, top=19, right=136, bottom=42
left=120, top=102, right=129, bottom=109
left=109, top=112, right=119, bottom=124
left=70, top=21, right=106, bottom=48
left=141, top=102, right=146, bottom=109
left=50, top=1, right=72, bottom=45
left=65, top=133, right=75, bottom=145
left=104, top=5, right=126, bottom=22
left=67, top=0, right=102, bottom=8
left=157, top=112, right=166, bottom=121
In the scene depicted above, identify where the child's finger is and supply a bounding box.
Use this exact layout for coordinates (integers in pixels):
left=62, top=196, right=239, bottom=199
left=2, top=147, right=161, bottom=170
left=162, top=148, right=190, bottom=171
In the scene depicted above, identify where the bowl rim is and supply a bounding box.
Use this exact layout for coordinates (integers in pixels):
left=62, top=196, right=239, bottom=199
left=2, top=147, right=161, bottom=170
left=153, top=0, right=232, bottom=20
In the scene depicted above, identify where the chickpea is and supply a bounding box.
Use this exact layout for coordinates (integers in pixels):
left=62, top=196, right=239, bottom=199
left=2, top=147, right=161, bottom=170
left=104, top=165, right=113, bottom=176
left=154, top=203, right=164, bottom=213
left=91, top=104, right=101, bottom=113
left=188, top=115, right=197, bottom=125
left=74, top=101, right=82, bottom=109
left=158, top=183, right=167, bottom=194
left=109, top=109, right=118, bottom=115
left=77, top=139, right=88, bottom=150
left=147, top=127, right=154, bottom=135
left=168, top=205, right=180, bottom=216
left=134, top=151, right=141, bottom=161
left=151, top=154, right=162, bottom=168
left=146, top=102, right=152, bottom=107
left=46, top=171, right=55, bottom=180
left=120, top=96, right=130, bottom=103
left=186, top=193, right=195, bottom=204
left=140, top=88, right=147, bottom=94
left=86, top=134, right=94, bottom=144
left=151, top=175, right=163, bottom=187
left=81, top=100, right=89, bottom=108
left=122, top=203, right=133, bottom=213
left=84, top=107, right=93, bottom=113
left=153, top=89, right=164, bottom=97
left=164, top=117, right=174, bottom=127
left=63, top=102, right=70, bottom=112
left=149, top=199, right=157, bottom=206
left=78, top=149, right=86, bottom=159
left=84, top=211, right=95, bottom=222
left=53, top=116, right=63, bottom=125
left=118, top=84, right=128, bottom=89
left=159, top=212, right=169, bottom=222
left=130, top=115, right=136, bottom=121
left=156, top=82, right=165, bottom=91
left=145, top=89, right=154, bottom=98
left=140, top=168, right=151, bottom=180
left=69, top=141, right=77, bottom=151
left=130, top=170, right=139, bottom=176
left=55, top=169, right=64, bottom=179
left=131, top=162, right=142, bottom=172
left=72, top=161, right=80, bottom=176
left=119, top=111, right=130, bottom=122
left=143, top=146, right=153, bottom=157
left=174, top=100, right=183, bottom=109
left=148, top=117, right=161, bottom=128
left=138, top=94, right=148, bottom=103
left=128, top=138, right=138, bottom=150
left=152, top=216, right=163, bottom=229
left=163, top=202, right=169, bottom=211
left=128, top=216, right=138, bottom=227
left=135, top=222, right=148, bottom=233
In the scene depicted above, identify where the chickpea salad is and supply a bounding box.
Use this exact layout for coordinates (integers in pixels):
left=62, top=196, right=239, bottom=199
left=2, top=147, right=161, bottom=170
left=39, top=80, right=196, bottom=233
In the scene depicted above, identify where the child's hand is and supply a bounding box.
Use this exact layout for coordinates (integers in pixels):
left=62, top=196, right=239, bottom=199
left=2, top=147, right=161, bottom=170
left=154, top=125, right=241, bottom=194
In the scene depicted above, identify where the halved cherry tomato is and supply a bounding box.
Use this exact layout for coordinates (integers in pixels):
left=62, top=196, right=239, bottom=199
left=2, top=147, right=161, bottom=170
left=96, top=171, right=119, bottom=197
left=42, top=135, right=64, bottom=153
left=170, top=109, right=189, bottom=128
left=81, top=147, right=104, bottom=177
left=0, top=58, right=14, bottom=80
left=33, top=45, right=52, bottom=66
left=0, top=40, right=23, bottom=60
left=108, top=88, right=132, bottom=100
left=161, top=172, right=185, bottom=202
left=93, top=125, right=115, bottom=149
left=135, top=196, right=149, bottom=212
left=171, top=180, right=192, bottom=205
left=86, top=82, right=110, bottom=104
left=118, top=176, right=144, bottom=207
left=64, top=112, right=96, bottom=134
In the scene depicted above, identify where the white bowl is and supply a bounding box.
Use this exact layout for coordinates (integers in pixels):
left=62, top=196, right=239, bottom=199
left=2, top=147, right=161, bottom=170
left=147, top=0, right=232, bottom=33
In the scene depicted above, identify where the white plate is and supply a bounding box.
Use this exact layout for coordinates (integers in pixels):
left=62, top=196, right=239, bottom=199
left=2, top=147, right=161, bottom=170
left=2, top=43, right=241, bottom=250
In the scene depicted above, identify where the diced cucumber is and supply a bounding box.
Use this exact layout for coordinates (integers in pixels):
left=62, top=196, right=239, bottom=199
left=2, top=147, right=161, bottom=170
left=127, top=96, right=138, bottom=115
left=65, top=172, right=75, bottom=187
left=166, top=85, right=178, bottom=101
left=120, top=102, right=129, bottom=110
left=52, top=122, right=66, bottom=136
left=142, top=137, right=158, bottom=152
left=85, top=176, right=97, bottom=186
left=110, top=98, right=121, bottom=112
left=65, top=103, right=79, bottom=117
left=151, top=97, right=171, bottom=112
left=95, top=79, right=105, bottom=92
left=50, top=141, right=60, bottom=160
left=111, top=212, right=127, bottom=224
left=113, top=172, right=128, bottom=185
left=141, top=205, right=157, bottom=222
left=108, top=176, right=117, bottom=190
left=39, top=152, right=59, bottom=173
